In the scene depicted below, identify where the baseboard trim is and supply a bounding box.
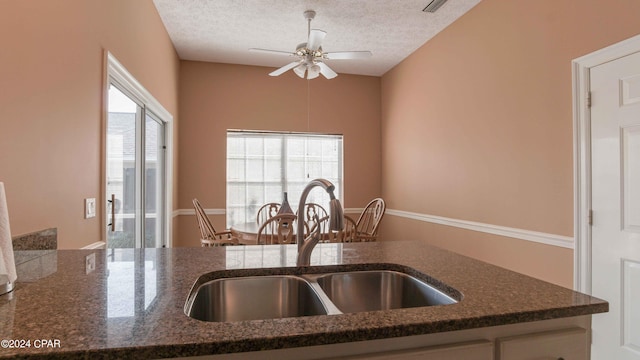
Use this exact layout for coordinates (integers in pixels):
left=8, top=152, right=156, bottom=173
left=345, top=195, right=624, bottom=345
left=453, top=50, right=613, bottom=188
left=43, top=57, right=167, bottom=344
left=81, top=241, right=106, bottom=250
left=386, top=209, right=574, bottom=249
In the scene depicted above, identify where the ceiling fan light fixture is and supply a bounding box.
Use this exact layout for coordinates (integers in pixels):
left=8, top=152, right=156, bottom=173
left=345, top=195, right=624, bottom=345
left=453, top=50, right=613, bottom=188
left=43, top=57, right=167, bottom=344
left=307, top=64, right=321, bottom=79
left=293, top=64, right=306, bottom=78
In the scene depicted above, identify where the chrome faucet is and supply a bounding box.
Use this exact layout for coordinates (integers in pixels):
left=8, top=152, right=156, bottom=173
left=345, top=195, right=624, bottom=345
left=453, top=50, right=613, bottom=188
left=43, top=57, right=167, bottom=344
left=296, top=179, right=344, bottom=266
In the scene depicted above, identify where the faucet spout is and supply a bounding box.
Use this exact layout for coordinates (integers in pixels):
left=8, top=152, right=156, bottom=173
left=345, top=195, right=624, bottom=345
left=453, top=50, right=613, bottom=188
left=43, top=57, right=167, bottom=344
left=296, top=179, right=344, bottom=266
left=297, top=222, right=322, bottom=267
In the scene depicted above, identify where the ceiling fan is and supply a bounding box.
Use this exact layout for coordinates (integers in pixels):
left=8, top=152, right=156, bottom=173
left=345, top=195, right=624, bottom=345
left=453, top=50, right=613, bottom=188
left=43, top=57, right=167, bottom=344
left=249, top=10, right=372, bottom=80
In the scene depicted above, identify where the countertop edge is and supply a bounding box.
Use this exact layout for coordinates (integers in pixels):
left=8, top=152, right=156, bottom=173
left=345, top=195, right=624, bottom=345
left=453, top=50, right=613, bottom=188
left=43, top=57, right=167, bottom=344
left=15, top=303, right=607, bottom=360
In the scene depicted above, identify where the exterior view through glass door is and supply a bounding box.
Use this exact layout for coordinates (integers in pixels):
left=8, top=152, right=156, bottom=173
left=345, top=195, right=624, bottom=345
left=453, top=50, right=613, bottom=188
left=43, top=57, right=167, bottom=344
left=107, top=84, right=165, bottom=248
left=144, top=113, right=165, bottom=248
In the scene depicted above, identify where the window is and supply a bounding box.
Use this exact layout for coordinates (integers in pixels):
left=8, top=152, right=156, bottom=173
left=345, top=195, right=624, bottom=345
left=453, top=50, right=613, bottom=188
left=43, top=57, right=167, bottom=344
left=226, top=130, right=343, bottom=227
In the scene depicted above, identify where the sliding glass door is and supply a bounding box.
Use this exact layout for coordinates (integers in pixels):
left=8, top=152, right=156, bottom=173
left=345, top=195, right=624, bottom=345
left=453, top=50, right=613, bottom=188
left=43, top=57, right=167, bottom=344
left=106, top=83, right=166, bottom=248
left=144, top=113, right=165, bottom=248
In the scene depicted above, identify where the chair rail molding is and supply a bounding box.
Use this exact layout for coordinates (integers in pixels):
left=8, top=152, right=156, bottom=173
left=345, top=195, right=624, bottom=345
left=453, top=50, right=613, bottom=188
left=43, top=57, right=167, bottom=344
left=386, top=209, right=574, bottom=249
left=175, top=208, right=225, bottom=216
left=176, top=208, right=570, bottom=248
left=175, top=208, right=364, bottom=217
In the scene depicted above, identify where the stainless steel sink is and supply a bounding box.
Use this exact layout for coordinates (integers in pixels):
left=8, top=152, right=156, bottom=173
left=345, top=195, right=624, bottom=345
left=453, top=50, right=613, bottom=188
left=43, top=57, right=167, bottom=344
left=311, top=270, right=457, bottom=313
left=185, top=266, right=459, bottom=322
left=186, top=275, right=328, bottom=322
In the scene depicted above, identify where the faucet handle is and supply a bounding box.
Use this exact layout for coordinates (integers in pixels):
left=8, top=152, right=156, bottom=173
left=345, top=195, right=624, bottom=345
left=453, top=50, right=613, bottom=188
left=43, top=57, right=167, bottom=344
left=328, top=198, right=344, bottom=231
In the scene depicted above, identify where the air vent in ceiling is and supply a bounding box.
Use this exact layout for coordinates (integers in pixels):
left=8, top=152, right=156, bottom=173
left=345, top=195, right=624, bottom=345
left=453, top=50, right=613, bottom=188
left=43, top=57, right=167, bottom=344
left=423, top=0, right=448, bottom=13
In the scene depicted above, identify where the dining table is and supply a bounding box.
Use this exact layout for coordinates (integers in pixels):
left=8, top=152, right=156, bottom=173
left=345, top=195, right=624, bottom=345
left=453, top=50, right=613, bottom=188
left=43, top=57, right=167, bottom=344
left=230, top=222, right=263, bottom=245
left=231, top=220, right=339, bottom=245
left=231, top=221, right=301, bottom=245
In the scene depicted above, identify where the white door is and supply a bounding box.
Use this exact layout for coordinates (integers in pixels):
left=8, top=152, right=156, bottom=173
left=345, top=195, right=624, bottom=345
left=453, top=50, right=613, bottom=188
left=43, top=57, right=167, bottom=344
left=106, top=83, right=166, bottom=248
left=591, top=50, right=640, bottom=359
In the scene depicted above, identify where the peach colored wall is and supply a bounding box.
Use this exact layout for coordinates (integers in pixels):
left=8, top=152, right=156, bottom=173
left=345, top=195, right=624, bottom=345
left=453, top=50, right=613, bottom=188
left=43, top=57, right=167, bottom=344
left=381, top=217, right=574, bottom=287
left=381, top=0, right=640, bottom=287
left=0, top=0, right=179, bottom=248
left=177, top=61, right=381, bottom=247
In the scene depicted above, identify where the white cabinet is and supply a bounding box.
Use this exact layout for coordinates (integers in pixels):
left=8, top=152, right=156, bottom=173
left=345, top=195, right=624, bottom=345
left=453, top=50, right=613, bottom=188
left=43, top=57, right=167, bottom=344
left=191, top=317, right=592, bottom=360
left=341, top=340, right=493, bottom=360
left=496, top=327, right=588, bottom=360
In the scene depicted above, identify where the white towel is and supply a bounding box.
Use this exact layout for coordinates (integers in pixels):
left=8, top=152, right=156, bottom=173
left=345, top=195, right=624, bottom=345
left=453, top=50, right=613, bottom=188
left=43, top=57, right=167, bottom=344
left=0, top=182, right=17, bottom=287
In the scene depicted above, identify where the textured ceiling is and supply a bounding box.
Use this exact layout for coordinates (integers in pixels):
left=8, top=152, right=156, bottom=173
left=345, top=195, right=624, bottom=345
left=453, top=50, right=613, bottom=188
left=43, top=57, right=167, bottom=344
left=153, top=0, right=482, bottom=77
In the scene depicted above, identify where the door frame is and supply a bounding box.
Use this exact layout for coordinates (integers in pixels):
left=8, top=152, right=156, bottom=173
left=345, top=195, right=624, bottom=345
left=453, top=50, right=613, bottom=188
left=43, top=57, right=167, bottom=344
left=103, top=51, right=174, bottom=248
left=573, top=34, right=640, bottom=293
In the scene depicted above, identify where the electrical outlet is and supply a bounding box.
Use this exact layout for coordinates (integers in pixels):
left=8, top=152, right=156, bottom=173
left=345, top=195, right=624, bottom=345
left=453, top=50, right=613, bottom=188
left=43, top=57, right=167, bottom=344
left=85, top=198, right=96, bottom=219
left=85, top=253, right=96, bottom=274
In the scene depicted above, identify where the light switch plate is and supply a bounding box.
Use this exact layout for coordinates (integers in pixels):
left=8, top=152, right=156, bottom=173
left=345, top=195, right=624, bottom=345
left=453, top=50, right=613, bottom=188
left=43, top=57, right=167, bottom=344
left=85, top=198, right=96, bottom=219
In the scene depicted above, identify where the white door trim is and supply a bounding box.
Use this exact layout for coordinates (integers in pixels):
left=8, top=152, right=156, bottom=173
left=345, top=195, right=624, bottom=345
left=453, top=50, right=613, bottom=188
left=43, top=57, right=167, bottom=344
left=104, top=51, right=174, bottom=248
left=572, top=34, right=640, bottom=293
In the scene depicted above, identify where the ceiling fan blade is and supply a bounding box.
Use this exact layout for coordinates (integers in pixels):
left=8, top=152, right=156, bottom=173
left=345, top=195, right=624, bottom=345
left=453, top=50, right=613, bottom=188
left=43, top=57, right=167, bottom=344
left=307, top=29, right=327, bottom=51
left=249, top=48, right=295, bottom=56
left=324, top=51, right=373, bottom=60
left=318, top=62, right=338, bottom=79
left=269, top=61, right=302, bottom=76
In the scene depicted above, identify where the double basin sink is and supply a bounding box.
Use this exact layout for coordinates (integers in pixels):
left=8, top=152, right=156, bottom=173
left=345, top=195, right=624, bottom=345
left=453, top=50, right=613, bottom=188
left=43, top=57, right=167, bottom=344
left=185, top=264, right=461, bottom=322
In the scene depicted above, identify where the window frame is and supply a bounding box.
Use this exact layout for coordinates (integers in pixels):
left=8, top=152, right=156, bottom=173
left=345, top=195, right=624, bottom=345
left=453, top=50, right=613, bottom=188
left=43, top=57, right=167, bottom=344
left=226, top=130, right=344, bottom=227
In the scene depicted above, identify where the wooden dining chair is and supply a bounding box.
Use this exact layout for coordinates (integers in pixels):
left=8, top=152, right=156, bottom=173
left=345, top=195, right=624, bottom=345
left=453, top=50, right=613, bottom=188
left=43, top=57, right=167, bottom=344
left=354, top=198, right=386, bottom=242
left=255, top=213, right=298, bottom=245
left=256, top=202, right=281, bottom=225
left=316, top=215, right=358, bottom=243
left=192, top=198, right=239, bottom=246
left=299, top=203, right=328, bottom=237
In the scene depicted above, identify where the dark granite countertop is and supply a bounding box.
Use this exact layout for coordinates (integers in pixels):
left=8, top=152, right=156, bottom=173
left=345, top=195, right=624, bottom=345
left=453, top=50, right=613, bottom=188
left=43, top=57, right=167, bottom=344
left=0, top=241, right=607, bottom=359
